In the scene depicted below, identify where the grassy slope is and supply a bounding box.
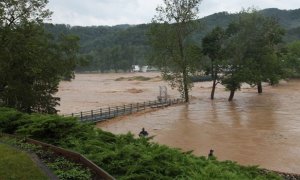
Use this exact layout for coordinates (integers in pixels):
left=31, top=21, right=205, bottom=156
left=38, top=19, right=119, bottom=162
left=0, top=143, right=48, bottom=180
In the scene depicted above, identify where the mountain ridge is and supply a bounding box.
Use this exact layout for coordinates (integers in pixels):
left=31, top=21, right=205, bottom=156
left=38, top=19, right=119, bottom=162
left=45, top=8, right=300, bottom=72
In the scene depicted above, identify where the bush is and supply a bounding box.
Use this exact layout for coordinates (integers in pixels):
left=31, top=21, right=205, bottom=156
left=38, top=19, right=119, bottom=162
left=0, top=107, right=24, bottom=133
left=16, top=114, right=94, bottom=144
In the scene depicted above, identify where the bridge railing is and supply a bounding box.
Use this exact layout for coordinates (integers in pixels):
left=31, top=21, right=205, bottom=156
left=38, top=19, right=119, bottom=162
left=65, top=98, right=185, bottom=122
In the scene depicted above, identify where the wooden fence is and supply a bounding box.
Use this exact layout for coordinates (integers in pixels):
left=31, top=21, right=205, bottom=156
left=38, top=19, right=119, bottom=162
left=66, top=98, right=185, bottom=122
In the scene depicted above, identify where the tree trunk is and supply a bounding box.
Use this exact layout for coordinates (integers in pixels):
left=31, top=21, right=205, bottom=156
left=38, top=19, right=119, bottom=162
left=228, top=90, right=235, bottom=101
left=183, top=70, right=189, bottom=103
left=210, top=70, right=217, bottom=100
left=211, top=79, right=217, bottom=100
left=257, top=82, right=262, bottom=94
left=177, top=24, right=189, bottom=103
left=184, top=84, right=189, bottom=103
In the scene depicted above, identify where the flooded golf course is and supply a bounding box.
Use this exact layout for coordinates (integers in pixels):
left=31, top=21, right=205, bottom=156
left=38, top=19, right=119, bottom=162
left=58, top=73, right=300, bottom=174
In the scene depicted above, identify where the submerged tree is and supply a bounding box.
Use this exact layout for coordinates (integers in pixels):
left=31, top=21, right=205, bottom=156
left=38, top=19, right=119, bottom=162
left=237, top=10, right=284, bottom=93
left=0, top=0, right=79, bottom=113
left=219, top=10, right=284, bottom=101
left=221, top=22, right=248, bottom=101
left=202, top=26, right=226, bottom=99
left=149, top=0, right=202, bottom=102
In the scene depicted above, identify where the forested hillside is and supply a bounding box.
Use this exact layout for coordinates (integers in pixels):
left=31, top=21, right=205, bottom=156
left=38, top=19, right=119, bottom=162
left=45, top=8, right=300, bottom=72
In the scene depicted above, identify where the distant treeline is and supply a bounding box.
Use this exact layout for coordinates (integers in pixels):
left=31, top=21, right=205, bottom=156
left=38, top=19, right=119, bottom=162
left=44, top=8, right=300, bottom=72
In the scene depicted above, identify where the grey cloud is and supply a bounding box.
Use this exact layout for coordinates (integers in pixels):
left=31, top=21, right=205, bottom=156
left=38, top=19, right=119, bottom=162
left=47, top=0, right=300, bottom=26
left=47, top=0, right=160, bottom=25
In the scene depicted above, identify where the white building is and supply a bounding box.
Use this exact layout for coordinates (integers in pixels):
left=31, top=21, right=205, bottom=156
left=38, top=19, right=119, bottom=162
left=141, top=66, right=148, bottom=72
left=132, top=65, right=140, bottom=72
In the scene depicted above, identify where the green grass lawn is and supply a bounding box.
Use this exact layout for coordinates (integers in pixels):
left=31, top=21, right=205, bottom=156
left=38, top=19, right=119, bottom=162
left=0, top=143, right=48, bottom=180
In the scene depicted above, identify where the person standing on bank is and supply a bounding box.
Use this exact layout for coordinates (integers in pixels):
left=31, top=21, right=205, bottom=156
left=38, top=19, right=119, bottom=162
left=208, top=149, right=214, bottom=159
left=139, top=128, right=149, bottom=137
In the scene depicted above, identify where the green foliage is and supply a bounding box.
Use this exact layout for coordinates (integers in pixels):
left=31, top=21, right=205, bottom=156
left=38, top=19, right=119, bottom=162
left=45, top=23, right=150, bottom=72
left=42, top=9, right=300, bottom=73
left=202, top=26, right=225, bottom=61
left=149, top=0, right=203, bottom=102
left=214, top=9, right=285, bottom=100
left=0, top=107, right=282, bottom=179
left=216, top=20, right=247, bottom=100
left=222, top=72, right=243, bottom=92
left=282, top=41, right=300, bottom=77
left=236, top=10, right=285, bottom=88
left=0, top=0, right=80, bottom=114
left=16, top=114, right=93, bottom=144
left=47, top=157, right=92, bottom=180
left=0, top=108, right=23, bottom=133
left=0, top=107, right=92, bottom=143
left=202, top=26, right=227, bottom=99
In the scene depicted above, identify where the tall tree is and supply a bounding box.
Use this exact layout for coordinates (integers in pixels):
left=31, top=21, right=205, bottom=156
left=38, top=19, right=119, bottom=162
left=149, top=0, right=202, bottom=102
left=220, top=10, right=284, bottom=101
left=237, top=10, right=284, bottom=93
left=202, top=26, right=226, bottom=99
left=221, top=22, right=248, bottom=101
left=0, top=0, right=79, bottom=113
left=282, top=41, right=300, bottom=78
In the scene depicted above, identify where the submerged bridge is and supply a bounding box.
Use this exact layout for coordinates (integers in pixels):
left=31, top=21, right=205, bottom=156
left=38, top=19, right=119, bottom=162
left=65, top=98, right=185, bottom=123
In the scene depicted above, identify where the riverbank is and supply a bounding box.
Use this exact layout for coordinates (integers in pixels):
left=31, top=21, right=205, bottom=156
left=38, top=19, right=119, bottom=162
left=0, top=108, right=284, bottom=179
left=57, top=73, right=300, bottom=174
left=95, top=76, right=300, bottom=174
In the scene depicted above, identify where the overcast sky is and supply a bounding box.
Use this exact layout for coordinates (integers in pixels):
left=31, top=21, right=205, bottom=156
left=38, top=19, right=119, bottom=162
left=47, top=0, right=300, bottom=26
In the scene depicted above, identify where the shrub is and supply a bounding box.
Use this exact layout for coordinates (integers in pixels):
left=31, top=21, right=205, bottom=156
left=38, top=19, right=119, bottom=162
left=0, top=107, right=24, bottom=133
left=16, top=114, right=93, bottom=144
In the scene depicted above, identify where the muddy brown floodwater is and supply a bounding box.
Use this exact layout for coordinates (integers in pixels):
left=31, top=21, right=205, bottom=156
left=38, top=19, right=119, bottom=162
left=56, top=72, right=179, bottom=114
left=58, top=73, right=300, bottom=174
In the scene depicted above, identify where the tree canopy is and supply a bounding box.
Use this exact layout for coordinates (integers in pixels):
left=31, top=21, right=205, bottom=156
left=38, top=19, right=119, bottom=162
left=150, top=0, right=202, bottom=102
left=0, top=0, right=79, bottom=113
left=202, top=26, right=226, bottom=99
left=42, top=8, right=300, bottom=73
left=237, top=10, right=285, bottom=92
left=281, top=40, right=300, bottom=77
left=202, top=9, right=285, bottom=101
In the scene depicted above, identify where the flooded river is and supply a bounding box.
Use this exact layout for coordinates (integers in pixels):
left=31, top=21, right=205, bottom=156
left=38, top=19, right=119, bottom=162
left=57, top=73, right=178, bottom=114
left=58, top=73, right=300, bottom=173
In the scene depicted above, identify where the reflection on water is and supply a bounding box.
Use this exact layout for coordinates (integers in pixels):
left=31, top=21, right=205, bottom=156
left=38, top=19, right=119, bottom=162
left=97, top=80, right=300, bottom=173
